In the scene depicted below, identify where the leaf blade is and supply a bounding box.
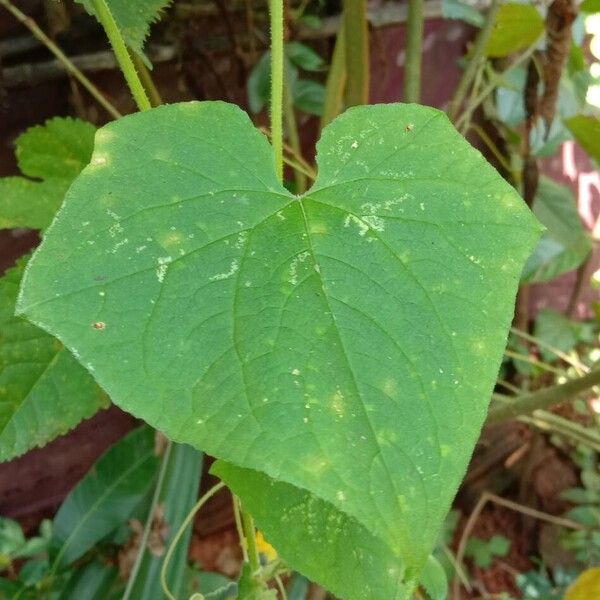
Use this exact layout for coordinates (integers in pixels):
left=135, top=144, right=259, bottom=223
left=0, top=257, right=107, bottom=462
left=18, top=101, right=540, bottom=596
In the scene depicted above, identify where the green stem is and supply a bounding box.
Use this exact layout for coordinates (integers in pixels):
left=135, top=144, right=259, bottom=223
left=160, top=481, right=226, bottom=600
left=232, top=495, right=249, bottom=562
left=241, top=505, right=261, bottom=575
left=320, top=20, right=347, bottom=130
left=344, top=0, right=369, bottom=106
left=448, top=0, right=501, bottom=122
left=0, top=0, right=121, bottom=119
left=404, top=0, right=424, bottom=103
left=454, top=41, right=540, bottom=131
left=283, top=70, right=306, bottom=193
left=130, top=51, right=163, bottom=107
left=122, top=441, right=172, bottom=600
left=269, top=0, right=284, bottom=182
left=487, top=363, right=600, bottom=423
left=90, top=0, right=151, bottom=111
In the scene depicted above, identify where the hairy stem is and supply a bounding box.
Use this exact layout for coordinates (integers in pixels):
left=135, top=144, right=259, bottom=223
left=269, top=0, right=284, bottom=182
left=404, top=0, right=424, bottom=103
left=448, top=0, right=501, bottom=122
left=130, top=51, right=163, bottom=107
left=0, top=0, right=121, bottom=119
left=344, top=0, right=369, bottom=106
left=90, top=0, right=151, bottom=111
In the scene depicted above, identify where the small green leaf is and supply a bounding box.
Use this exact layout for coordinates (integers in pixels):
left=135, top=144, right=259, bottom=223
left=286, top=42, right=325, bottom=71
left=0, top=117, right=95, bottom=230
left=287, top=573, right=310, bottom=600
left=441, top=0, right=484, bottom=27
left=465, top=535, right=511, bottom=568
left=0, top=518, right=25, bottom=556
left=293, top=80, right=326, bottom=116
left=485, top=4, right=544, bottom=58
left=565, top=115, right=600, bottom=165
left=18, top=101, right=540, bottom=598
left=420, top=554, right=448, bottom=600
left=522, top=177, right=592, bottom=283
left=58, top=561, right=123, bottom=599
left=77, top=0, right=171, bottom=60
left=51, top=426, right=159, bottom=568
left=0, top=257, right=107, bottom=462
left=534, top=309, right=586, bottom=361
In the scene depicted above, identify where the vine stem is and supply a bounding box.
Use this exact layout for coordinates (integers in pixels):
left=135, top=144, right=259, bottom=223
left=90, top=0, right=151, bottom=112
left=454, top=40, right=540, bottom=132
left=447, top=0, right=501, bottom=122
left=240, top=503, right=261, bottom=575
left=487, top=362, right=600, bottom=423
left=269, top=0, right=284, bottom=182
left=0, top=0, right=121, bottom=119
left=160, top=481, right=226, bottom=600
left=344, top=0, right=369, bottom=106
left=404, top=0, right=424, bottom=103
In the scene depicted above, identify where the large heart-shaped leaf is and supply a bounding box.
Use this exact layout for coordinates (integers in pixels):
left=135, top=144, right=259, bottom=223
left=17, top=101, right=540, bottom=597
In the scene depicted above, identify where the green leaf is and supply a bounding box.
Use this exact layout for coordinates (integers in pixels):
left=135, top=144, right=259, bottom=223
left=420, top=554, right=448, bottom=600
left=293, top=80, right=326, bottom=116
left=521, top=177, right=592, bottom=283
left=18, top=101, right=540, bottom=598
left=247, top=52, right=271, bottom=113
left=441, top=0, right=484, bottom=27
left=286, top=42, right=325, bottom=72
left=581, top=0, right=600, bottom=13
left=465, top=535, right=511, bottom=568
left=77, top=0, right=171, bottom=60
left=534, top=309, right=585, bottom=362
left=0, top=117, right=95, bottom=230
left=214, top=460, right=414, bottom=599
left=0, top=517, right=25, bottom=556
left=58, top=561, right=123, bottom=599
left=186, top=570, right=236, bottom=599
left=51, top=426, right=159, bottom=568
left=565, top=115, right=600, bottom=165
left=287, top=573, right=310, bottom=600
left=484, top=4, right=544, bottom=58
left=0, top=257, right=107, bottom=462
left=125, top=442, right=203, bottom=600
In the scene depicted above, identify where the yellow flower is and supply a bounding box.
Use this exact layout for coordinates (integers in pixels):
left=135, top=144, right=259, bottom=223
left=255, top=530, right=277, bottom=562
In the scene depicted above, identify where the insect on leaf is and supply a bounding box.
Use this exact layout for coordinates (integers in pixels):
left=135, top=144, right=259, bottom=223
left=17, top=101, right=540, bottom=598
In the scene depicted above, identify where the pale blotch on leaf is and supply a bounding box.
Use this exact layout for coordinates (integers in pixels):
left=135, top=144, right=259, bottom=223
left=156, top=256, right=172, bottom=283
left=209, top=259, right=239, bottom=282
